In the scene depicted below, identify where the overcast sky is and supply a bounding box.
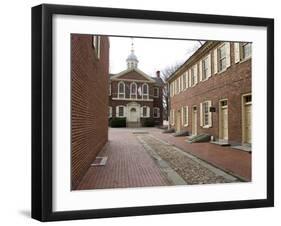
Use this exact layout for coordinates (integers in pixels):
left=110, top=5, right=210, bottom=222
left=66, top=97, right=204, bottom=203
left=109, top=36, right=202, bottom=77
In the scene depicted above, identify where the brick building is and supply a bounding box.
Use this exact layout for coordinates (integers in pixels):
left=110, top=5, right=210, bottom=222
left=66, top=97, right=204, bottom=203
left=167, top=41, right=252, bottom=146
left=71, top=34, right=110, bottom=189
left=109, top=43, right=164, bottom=127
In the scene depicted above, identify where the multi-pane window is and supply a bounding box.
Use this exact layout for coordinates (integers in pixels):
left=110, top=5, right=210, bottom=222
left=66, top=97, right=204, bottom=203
left=118, top=81, right=125, bottom=98
left=142, top=106, right=150, bottom=117
left=92, top=36, right=101, bottom=59
left=244, top=94, right=252, bottom=103
left=142, top=83, right=149, bottom=100
left=183, top=106, right=188, bottom=126
left=117, top=106, right=125, bottom=117
left=202, top=102, right=209, bottom=126
left=183, top=73, right=186, bottom=90
left=202, top=57, right=209, bottom=80
left=153, top=107, right=160, bottom=118
left=218, top=44, right=226, bottom=71
left=130, top=82, right=137, bottom=99
left=153, top=87, right=159, bottom=97
left=241, top=43, right=252, bottom=60
left=190, top=68, right=195, bottom=86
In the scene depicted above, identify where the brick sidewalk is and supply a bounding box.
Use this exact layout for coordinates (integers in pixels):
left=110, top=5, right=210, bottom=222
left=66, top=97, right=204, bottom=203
left=151, top=130, right=251, bottom=181
left=77, top=128, right=170, bottom=190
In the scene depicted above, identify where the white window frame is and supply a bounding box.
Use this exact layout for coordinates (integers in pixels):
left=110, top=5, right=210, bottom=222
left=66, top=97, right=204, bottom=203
left=116, top=105, right=126, bottom=118
left=130, top=82, right=137, bottom=99
left=142, top=83, right=149, bottom=100
left=153, top=87, right=159, bottom=98
left=218, top=44, right=226, bottom=72
left=170, top=109, right=175, bottom=126
left=241, top=42, right=252, bottom=61
left=141, top=106, right=150, bottom=118
left=118, top=81, right=125, bottom=99
left=200, top=101, right=212, bottom=128
left=202, top=56, right=209, bottom=81
left=153, top=107, right=160, bottom=118
left=182, top=106, right=189, bottom=127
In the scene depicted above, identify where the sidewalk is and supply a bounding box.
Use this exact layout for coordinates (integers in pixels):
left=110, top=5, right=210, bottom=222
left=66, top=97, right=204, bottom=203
left=77, top=128, right=170, bottom=190
left=151, top=130, right=251, bottom=181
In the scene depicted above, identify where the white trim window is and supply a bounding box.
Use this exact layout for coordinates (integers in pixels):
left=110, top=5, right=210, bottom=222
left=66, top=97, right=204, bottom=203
left=130, top=82, right=137, bottom=99
left=92, top=36, right=101, bottom=59
left=241, top=42, right=252, bottom=60
left=142, top=83, right=149, bottom=100
left=190, top=66, right=197, bottom=87
left=141, top=106, right=150, bottom=118
left=182, top=73, right=186, bottom=90
left=201, top=56, right=210, bottom=81
left=200, top=101, right=212, bottom=128
left=153, top=87, right=159, bottom=98
left=153, top=107, right=160, bottom=118
left=116, top=105, right=126, bottom=118
left=170, top=83, right=173, bottom=97
left=108, top=106, right=112, bottom=118
left=118, top=81, right=125, bottom=99
left=218, top=44, right=227, bottom=72
left=182, top=106, right=189, bottom=126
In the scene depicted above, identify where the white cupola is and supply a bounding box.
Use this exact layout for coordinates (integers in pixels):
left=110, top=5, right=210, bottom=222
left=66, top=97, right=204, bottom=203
left=126, top=39, right=138, bottom=69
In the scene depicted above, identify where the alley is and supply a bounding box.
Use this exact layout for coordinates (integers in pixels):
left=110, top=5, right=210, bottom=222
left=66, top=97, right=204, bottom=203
left=77, top=128, right=244, bottom=190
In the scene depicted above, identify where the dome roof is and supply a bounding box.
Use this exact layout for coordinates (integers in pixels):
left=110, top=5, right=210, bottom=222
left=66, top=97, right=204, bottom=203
left=126, top=50, right=138, bottom=62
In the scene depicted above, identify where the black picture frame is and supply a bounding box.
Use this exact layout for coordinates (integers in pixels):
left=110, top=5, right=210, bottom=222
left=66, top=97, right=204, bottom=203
left=32, top=4, right=274, bottom=222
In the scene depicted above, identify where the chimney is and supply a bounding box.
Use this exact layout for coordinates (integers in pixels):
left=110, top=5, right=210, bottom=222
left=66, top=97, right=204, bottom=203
left=156, top=70, right=160, bottom=78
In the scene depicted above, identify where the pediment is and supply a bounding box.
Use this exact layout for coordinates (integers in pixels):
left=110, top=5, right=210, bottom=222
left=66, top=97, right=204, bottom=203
left=110, top=68, right=155, bottom=83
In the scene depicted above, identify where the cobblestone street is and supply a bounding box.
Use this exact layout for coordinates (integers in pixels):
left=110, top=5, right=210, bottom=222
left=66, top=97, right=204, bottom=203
left=77, top=128, right=244, bottom=190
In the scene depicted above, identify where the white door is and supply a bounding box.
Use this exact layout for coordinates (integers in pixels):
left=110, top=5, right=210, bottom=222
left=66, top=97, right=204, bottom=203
left=220, top=100, right=228, bottom=140
left=129, top=108, right=138, bottom=122
left=192, top=107, right=197, bottom=135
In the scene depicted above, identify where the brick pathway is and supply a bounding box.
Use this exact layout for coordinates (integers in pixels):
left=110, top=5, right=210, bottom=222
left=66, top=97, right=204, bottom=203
left=77, top=128, right=170, bottom=190
left=151, top=130, right=251, bottom=181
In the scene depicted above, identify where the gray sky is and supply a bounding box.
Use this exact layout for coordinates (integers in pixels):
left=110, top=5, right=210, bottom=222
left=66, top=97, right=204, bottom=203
left=109, top=36, right=202, bottom=77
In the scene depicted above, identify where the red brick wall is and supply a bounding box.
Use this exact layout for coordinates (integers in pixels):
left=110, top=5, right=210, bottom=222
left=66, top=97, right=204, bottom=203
left=170, top=42, right=251, bottom=144
left=71, top=34, right=109, bottom=189
left=109, top=71, right=163, bottom=125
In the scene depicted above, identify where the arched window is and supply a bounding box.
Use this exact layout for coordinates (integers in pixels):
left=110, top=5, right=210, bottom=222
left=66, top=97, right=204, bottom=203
left=142, top=83, right=149, bottom=100
left=130, top=82, right=137, bottom=99
left=118, top=81, right=125, bottom=99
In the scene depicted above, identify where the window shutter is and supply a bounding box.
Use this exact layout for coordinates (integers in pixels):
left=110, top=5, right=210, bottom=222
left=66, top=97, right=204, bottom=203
left=200, top=103, right=203, bottom=127
left=188, top=69, right=191, bottom=87
left=194, top=64, right=198, bottom=84
left=225, top=42, right=231, bottom=68
left=234, top=42, right=240, bottom=63
left=147, top=107, right=150, bottom=117
left=116, top=106, right=119, bottom=117
left=124, top=106, right=127, bottom=117
left=199, top=60, right=203, bottom=81
left=140, top=107, right=143, bottom=117
left=185, top=71, right=189, bottom=89
left=213, top=48, right=218, bottom=74
left=208, top=101, right=212, bottom=127
left=186, top=106, right=189, bottom=126
left=181, top=106, right=184, bottom=125
left=207, top=54, right=212, bottom=78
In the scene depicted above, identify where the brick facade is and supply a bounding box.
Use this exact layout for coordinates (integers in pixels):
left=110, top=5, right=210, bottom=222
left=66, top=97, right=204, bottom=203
left=109, top=70, right=164, bottom=126
left=71, top=34, right=109, bottom=189
left=168, top=41, right=252, bottom=145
